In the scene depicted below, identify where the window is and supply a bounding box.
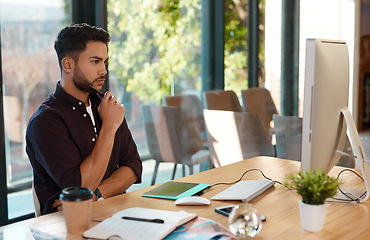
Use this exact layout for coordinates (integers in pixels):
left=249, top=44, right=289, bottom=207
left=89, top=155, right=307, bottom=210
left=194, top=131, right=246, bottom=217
left=265, top=0, right=356, bottom=115
left=224, top=0, right=248, bottom=94
left=0, top=0, right=69, bottom=220
left=107, top=0, right=202, bottom=162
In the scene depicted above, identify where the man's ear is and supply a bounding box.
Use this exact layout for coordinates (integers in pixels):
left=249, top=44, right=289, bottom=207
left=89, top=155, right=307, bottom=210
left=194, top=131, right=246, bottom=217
left=62, top=57, right=74, bottom=73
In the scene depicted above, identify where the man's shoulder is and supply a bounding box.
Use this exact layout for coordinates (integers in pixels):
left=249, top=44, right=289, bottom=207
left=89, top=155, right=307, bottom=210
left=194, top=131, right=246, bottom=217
left=29, top=94, right=64, bottom=123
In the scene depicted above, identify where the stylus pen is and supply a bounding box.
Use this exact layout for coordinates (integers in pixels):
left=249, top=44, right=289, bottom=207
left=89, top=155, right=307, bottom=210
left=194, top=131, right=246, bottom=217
left=122, top=216, right=164, bottom=224
left=88, top=85, right=105, bottom=99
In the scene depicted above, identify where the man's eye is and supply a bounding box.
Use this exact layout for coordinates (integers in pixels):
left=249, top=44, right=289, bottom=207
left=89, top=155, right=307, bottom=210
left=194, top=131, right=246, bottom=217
left=92, top=60, right=99, bottom=64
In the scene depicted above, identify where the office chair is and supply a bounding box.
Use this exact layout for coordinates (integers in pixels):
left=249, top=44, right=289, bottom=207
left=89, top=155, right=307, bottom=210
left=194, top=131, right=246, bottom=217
left=203, top=90, right=243, bottom=112
left=32, top=181, right=41, bottom=217
left=241, top=88, right=278, bottom=137
left=163, top=94, right=206, bottom=143
left=273, top=114, right=355, bottom=167
left=273, top=114, right=303, bottom=161
left=141, top=105, right=211, bottom=185
left=204, top=109, right=274, bottom=167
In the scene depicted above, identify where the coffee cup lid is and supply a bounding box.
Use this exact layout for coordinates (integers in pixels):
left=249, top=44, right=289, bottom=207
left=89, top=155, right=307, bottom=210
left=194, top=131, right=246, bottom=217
left=59, top=187, right=93, bottom=202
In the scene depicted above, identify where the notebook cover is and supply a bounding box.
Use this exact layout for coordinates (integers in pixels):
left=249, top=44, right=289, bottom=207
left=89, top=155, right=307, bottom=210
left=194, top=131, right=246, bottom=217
left=142, top=182, right=210, bottom=200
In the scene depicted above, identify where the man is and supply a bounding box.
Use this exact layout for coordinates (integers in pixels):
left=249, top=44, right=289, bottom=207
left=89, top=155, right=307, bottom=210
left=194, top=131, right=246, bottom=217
left=26, top=23, right=142, bottom=215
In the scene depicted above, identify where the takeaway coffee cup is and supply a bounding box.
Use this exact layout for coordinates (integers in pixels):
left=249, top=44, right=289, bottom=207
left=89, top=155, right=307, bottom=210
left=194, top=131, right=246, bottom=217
left=59, top=187, right=93, bottom=234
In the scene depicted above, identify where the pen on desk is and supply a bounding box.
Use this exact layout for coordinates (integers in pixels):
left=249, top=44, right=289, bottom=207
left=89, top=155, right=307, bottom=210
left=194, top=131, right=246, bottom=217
left=122, top=216, right=164, bottom=224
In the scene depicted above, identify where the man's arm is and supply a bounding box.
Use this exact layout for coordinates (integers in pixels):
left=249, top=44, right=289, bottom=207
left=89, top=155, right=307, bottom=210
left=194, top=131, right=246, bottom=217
left=95, top=166, right=137, bottom=199
left=90, top=113, right=142, bottom=200
left=52, top=166, right=137, bottom=209
left=79, top=92, right=125, bottom=192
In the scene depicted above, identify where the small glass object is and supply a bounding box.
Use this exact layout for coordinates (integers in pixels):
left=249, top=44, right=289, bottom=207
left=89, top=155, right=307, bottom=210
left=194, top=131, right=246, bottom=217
left=228, top=203, right=262, bottom=238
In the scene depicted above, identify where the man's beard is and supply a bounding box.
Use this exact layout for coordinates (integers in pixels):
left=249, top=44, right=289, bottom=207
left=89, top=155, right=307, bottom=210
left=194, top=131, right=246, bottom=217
left=72, top=66, right=95, bottom=93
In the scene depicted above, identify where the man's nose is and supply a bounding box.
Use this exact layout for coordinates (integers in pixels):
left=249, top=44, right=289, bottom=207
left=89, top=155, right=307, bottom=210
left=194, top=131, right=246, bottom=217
left=100, top=64, right=107, bottom=76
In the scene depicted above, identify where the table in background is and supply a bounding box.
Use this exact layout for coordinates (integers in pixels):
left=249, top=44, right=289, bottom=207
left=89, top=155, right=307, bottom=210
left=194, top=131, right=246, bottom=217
left=1, top=156, right=369, bottom=240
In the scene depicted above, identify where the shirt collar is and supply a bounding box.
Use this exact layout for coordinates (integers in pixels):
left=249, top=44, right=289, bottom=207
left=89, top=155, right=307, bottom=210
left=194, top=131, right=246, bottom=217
left=54, top=81, right=102, bottom=109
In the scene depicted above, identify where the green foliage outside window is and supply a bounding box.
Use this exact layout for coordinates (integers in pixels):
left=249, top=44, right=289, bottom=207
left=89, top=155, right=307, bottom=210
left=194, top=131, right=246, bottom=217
left=107, top=0, right=265, bottom=103
left=108, top=0, right=201, bottom=104
left=224, top=0, right=248, bottom=94
left=224, top=0, right=265, bottom=94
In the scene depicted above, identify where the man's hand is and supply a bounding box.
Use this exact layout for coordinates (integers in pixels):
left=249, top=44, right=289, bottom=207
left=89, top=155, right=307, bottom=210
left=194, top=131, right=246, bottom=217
left=52, top=199, right=63, bottom=211
left=80, top=91, right=126, bottom=191
left=98, top=92, right=125, bottom=131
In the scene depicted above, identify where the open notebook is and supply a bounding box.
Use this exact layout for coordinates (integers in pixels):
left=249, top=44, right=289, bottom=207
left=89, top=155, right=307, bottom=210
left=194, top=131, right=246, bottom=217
left=83, top=207, right=197, bottom=240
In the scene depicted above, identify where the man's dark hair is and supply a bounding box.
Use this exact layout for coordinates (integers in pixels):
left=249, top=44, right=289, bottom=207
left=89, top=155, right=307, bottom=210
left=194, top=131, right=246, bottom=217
left=54, top=23, right=110, bottom=71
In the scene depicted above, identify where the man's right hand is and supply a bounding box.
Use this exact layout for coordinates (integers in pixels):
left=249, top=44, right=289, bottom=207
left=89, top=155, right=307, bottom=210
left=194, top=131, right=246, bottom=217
left=80, top=91, right=125, bottom=193
left=97, top=91, right=125, bottom=131
left=52, top=199, right=63, bottom=212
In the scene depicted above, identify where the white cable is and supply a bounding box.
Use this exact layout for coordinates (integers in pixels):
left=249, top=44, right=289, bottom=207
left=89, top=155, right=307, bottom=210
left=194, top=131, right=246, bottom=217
left=336, top=150, right=370, bottom=164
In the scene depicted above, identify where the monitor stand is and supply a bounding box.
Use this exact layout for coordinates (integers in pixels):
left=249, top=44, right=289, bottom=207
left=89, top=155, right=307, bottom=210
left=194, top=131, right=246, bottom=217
left=331, top=107, right=370, bottom=203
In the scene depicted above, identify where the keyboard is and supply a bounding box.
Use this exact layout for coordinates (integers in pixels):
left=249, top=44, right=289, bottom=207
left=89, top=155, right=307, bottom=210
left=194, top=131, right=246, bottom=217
left=211, top=180, right=275, bottom=202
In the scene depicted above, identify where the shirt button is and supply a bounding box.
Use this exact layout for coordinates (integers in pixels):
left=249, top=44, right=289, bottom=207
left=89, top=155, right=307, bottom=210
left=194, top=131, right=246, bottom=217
left=72, top=107, right=76, bottom=110
left=92, top=138, right=96, bottom=142
left=83, top=114, right=87, bottom=117
left=79, top=102, right=82, bottom=105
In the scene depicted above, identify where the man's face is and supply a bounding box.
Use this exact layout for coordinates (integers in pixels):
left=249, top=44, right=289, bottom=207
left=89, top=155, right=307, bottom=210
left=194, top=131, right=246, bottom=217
left=72, top=41, right=108, bottom=92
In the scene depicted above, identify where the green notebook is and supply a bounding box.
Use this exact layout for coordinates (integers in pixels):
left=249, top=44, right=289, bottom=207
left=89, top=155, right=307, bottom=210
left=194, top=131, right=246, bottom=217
left=142, top=181, right=210, bottom=200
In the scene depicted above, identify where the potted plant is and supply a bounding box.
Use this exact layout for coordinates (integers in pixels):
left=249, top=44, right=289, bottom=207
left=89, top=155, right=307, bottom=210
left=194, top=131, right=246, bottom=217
left=284, top=169, right=341, bottom=232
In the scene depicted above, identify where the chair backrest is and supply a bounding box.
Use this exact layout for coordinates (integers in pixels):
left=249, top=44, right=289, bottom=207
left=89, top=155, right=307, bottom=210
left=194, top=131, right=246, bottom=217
left=142, top=105, right=182, bottom=164
left=241, top=88, right=278, bottom=131
left=141, top=105, right=204, bottom=164
left=32, top=181, right=41, bottom=217
left=163, top=94, right=205, bottom=133
left=204, top=109, right=274, bottom=167
left=203, top=90, right=243, bottom=112
left=273, top=114, right=302, bottom=161
left=273, top=114, right=355, bottom=167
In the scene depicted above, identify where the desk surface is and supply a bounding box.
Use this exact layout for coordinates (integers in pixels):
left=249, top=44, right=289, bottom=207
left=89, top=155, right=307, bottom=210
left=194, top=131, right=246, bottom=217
left=2, top=157, right=369, bottom=240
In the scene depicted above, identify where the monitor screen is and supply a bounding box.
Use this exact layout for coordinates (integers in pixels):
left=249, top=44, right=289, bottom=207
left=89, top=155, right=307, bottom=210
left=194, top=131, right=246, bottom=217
left=301, top=39, right=349, bottom=172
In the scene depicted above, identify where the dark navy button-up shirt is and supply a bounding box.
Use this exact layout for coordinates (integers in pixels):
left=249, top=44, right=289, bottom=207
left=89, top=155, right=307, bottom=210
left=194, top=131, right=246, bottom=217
left=26, top=82, right=142, bottom=214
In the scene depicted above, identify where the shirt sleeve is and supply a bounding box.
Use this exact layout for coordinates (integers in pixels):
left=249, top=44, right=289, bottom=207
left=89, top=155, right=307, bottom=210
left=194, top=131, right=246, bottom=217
left=27, top=114, right=83, bottom=189
left=115, top=118, right=143, bottom=183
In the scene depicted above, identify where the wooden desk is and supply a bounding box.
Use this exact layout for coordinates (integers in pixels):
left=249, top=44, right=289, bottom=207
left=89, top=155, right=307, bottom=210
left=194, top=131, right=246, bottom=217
left=2, top=157, right=370, bottom=239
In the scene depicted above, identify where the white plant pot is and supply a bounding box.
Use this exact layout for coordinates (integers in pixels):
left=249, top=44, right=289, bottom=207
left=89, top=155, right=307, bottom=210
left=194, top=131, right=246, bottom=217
left=299, top=200, right=327, bottom=232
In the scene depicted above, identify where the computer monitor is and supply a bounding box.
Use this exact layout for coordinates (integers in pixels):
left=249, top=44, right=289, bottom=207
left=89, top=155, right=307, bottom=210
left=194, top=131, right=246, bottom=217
left=301, top=38, right=370, bottom=202
left=301, top=39, right=349, bottom=171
